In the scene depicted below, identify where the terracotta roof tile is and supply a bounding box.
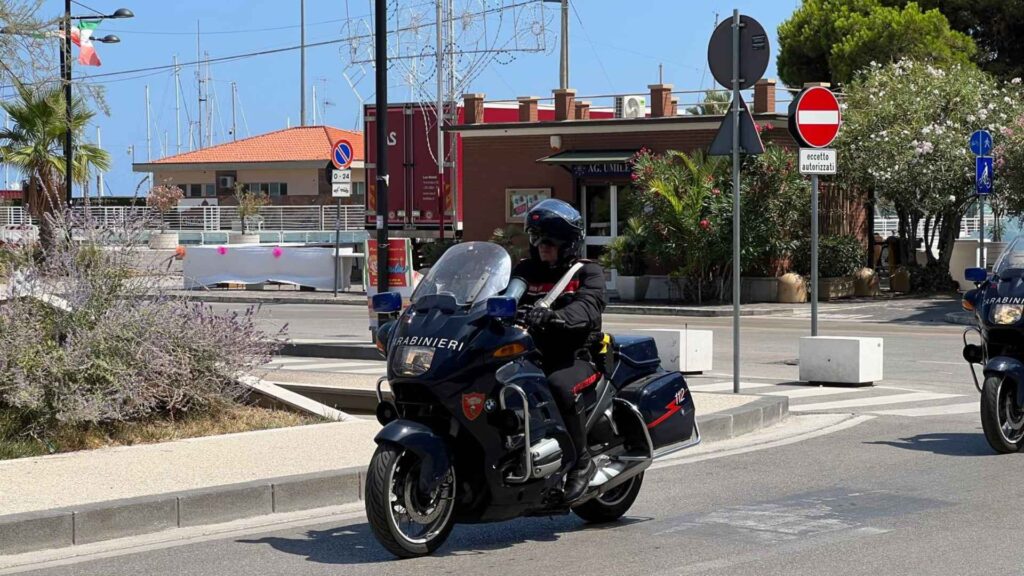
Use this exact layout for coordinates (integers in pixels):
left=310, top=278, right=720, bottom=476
left=152, top=126, right=363, bottom=165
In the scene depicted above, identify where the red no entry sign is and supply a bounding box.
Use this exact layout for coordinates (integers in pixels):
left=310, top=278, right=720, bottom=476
left=791, top=86, right=841, bottom=149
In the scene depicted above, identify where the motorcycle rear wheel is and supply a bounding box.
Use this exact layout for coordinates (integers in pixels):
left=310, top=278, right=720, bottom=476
left=573, top=472, right=644, bottom=523
left=365, top=443, right=456, bottom=558
left=981, top=376, right=1024, bottom=454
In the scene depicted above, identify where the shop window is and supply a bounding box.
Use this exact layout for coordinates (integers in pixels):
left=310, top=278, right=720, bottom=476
left=585, top=185, right=612, bottom=238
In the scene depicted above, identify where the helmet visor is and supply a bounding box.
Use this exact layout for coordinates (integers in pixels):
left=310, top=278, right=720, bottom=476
left=529, top=231, right=567, bottom=248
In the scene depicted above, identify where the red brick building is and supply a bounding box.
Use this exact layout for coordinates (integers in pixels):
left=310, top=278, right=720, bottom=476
left=451, top=81, right=796, bottom=250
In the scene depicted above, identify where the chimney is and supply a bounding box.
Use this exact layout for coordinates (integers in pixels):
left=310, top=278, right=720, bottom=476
left=669, top=97, right=678, bottom=117
left=517, top=96, right=539, bottom=122
left=554, top=88, right=576, bottom=121
left=463, top=93, right=485, bottom=125
left=575, top=101, right=591, bottom=120
left=648, top=83, right=673, bottom=118
left=753, top=80, right=776, bottom=114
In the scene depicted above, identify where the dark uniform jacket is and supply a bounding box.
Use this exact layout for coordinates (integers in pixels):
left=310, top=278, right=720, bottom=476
left=511, top=259, right=607, bottom=366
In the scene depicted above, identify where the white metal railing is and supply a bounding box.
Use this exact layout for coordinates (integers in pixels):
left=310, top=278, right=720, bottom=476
left=64, top=205, right=366, bottom=233
left=874, top=216, right=1002, bottom=240
left=0, top=206, right=31, bottom=226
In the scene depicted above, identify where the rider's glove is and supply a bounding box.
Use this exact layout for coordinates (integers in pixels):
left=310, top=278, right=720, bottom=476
left=526, top=307, right=560, bottom=329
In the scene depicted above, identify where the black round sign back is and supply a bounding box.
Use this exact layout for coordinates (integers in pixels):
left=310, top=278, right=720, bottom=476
left=707, top=15, right=770, bottom=91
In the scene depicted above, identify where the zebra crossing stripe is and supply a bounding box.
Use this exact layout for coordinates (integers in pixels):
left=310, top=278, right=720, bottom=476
left=346, top=367, right=390, bottom=375
left=869, top=402, right=978, bottom=417
left=270, top=361, right=381, bottom=371
left=792, top=392, right=962, bottom=412
left=264, top=357, right=316, bottom=366
left=761, top=386, right=863, bottom=399
left=689, top=381, right=776, bottom=392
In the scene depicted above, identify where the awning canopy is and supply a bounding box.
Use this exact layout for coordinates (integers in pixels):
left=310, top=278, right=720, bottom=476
left=538, top=150, right=637, bottom=165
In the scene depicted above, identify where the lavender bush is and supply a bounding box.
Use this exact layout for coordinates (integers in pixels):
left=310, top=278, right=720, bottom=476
left=0, top=208, right=286, bottom=433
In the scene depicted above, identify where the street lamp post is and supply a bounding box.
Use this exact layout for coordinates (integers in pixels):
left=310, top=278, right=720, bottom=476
left=61, top=5, right=133, bottom=205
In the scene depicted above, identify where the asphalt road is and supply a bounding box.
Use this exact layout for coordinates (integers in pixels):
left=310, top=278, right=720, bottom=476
left=7, top=300, right=997, bottom=575
left=224, top=299, right=970, bottom=389
left=12, top=410, right=1020, bottom=575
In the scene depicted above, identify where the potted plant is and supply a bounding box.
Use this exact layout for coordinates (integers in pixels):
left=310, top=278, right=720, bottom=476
left=599, top=217, right=650, bottom=301
left=232, top=183, right=268, bottom=244
left=793, top=235, right=863, bottom=301
left=146, top=182, right=184, bottom=250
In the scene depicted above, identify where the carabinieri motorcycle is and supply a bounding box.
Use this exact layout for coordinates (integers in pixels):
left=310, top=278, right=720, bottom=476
left=962, top=236, right=1024, bottom=453
left=364, top=242, right=700, bottom=558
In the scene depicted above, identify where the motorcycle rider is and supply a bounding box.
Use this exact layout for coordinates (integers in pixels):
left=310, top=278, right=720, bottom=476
left=512, top=199, right=606, bottom=502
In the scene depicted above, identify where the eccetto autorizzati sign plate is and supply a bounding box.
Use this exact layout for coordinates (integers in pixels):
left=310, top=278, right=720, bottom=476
left=799, top=148, right=837, bottom=175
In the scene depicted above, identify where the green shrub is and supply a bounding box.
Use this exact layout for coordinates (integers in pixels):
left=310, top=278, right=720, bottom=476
left=0, top=211, right=284, bottom=443
left=598, top=217, right=648, bottom=276
left=793, top=235, right=864, bottom=278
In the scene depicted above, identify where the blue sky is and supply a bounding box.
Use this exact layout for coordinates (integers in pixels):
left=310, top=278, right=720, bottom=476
left=12, top=0, right=801, bottom=196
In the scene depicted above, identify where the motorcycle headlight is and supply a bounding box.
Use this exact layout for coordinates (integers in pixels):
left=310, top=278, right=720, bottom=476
left=992, top=304, right=1024, bottom=325
left=394, top=346, right=435, bottom=376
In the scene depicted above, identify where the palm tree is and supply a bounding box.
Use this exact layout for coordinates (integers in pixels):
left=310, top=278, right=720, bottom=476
left=0, top=85, right=110, bottom=222
left=685, top=90, right=730, bottom=116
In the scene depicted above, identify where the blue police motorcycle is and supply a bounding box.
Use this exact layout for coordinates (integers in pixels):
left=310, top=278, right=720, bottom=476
left=364, top=242, right=701, bottom=558
left=963, top=237, right=1024, bottom=453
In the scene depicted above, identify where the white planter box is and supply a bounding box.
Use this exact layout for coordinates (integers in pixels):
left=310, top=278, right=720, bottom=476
left=799, top=336, right=883, bottom=385
left=632, top=328, right=713, bottom=374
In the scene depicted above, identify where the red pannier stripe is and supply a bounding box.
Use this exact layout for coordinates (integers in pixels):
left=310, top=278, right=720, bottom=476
left=572, top=373, right=600, bottom=394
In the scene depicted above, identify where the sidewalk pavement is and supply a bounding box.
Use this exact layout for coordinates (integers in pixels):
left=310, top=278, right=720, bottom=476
left=0, top=390, right=786, bottom=555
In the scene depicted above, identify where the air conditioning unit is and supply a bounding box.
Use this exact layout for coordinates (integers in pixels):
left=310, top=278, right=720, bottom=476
left=615, top=95, right=647, bottom=119
left=218, top=176, right=235, bottom=189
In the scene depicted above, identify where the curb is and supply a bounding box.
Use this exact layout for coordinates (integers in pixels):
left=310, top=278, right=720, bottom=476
left=607, top=305, right=792, bottom=317
left=944, top=311, right=977, bottom=326
left=0, top=395, right=786, bottom=556
left=0, top=467, right=364, bottom=556
left=280, top=342, right=379, bottom=360
left=172, top=293, right=367, bottom=306
left=179, top=292, right=797, bottom=318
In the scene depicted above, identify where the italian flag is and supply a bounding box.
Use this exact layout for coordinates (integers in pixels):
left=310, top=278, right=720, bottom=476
left=71, top=20, right=102, bottom=67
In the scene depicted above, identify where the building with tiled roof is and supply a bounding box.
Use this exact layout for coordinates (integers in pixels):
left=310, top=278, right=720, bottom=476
left=132, top=126, right=364, bottom=206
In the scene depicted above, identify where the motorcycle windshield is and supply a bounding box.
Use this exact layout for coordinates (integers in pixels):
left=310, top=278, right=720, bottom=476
left=412, top=242, right=512, bottom=306
left=994, top=237, right=1024, bottom=278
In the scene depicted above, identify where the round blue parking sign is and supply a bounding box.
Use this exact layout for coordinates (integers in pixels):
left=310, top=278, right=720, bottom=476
left=332, top=139, right=353, bottom=170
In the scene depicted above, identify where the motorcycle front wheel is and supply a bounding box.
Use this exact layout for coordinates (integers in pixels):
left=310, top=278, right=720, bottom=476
left=981, top=376, right=1024, bottom=454
left=365, top=443, right=456, bottom=559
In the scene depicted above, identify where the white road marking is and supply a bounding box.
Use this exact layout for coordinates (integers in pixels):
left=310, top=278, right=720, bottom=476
left=274, top=361, right=379, bottom=371
left=869, top=401, right=979, bottom=417
left=689, top=381, right=776, bottom=392
left=793, top=392, right=963, bottom=412
left=762, top=386, right=864, bottom=399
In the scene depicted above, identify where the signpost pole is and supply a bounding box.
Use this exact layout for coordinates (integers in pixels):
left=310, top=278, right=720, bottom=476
left=811, top=173, right=819, bottom=336
left=374, top=0, right=390, bottom=327
left=334, top=197, right=342, bottom=297
left=980, top=194, right=986, bottom=269
left=731, top=8, right=741, bottom=395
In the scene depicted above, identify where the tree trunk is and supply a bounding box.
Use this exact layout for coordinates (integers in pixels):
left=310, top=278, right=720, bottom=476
left=937, top=210, right=964, bottom=270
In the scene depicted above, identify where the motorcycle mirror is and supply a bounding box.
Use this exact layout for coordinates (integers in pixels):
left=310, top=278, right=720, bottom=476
left=376, top=320, right=397, bottom=357
left=965, top=268, right=987, bottom=283
left=486, top=296, right=518, bottom=319
left=962, top=289, right=978, bottom=311
left=371, top=291, right=403, bottom=313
